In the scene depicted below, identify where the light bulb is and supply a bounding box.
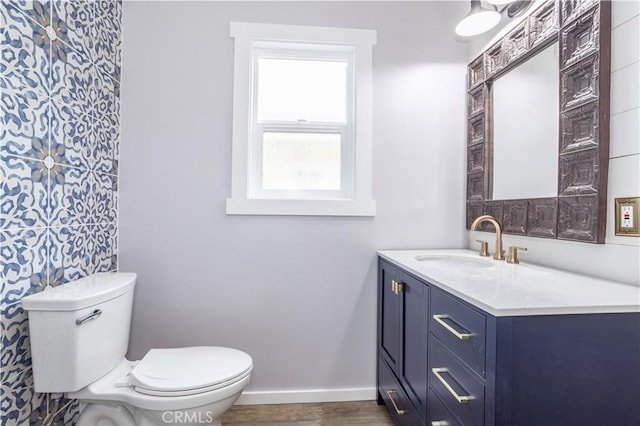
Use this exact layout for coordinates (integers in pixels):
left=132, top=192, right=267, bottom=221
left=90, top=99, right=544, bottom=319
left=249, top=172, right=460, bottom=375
left=455, top=8, right=501, bottom=37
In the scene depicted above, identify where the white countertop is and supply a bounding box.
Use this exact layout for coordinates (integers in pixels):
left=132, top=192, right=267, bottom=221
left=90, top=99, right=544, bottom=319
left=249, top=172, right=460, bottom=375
left=377, top=249, right=640, bottom=317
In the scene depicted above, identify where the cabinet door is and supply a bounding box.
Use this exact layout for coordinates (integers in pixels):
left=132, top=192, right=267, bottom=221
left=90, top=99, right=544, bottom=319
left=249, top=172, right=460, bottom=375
left=400, top=273, right=428, bottom=421
left=379, top=261, right=402, bottom=374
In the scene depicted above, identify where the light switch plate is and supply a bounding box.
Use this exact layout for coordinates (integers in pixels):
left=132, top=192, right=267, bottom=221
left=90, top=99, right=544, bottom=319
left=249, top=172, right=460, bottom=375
left=615, top=197, right=640, bottom=237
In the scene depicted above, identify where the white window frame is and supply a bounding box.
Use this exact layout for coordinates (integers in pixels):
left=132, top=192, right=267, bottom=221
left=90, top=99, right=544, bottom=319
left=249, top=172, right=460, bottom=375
left=227, top=22, right=377, bottom=216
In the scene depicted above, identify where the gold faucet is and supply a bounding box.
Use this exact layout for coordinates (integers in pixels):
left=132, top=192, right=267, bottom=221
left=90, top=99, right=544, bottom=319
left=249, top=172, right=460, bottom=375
left=470, top=215, right=505, bottom=260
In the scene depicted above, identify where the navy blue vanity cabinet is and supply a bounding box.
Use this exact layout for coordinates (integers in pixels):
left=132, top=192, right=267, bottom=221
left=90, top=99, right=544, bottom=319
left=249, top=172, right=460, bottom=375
left=378, top=259, right=429, bottom=425
left=378, top=257, right=640, bottom=426
left=427, top=285, right=640, bottom=426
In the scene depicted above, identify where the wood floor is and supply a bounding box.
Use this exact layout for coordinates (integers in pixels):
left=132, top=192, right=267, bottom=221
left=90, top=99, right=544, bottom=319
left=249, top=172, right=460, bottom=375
left=222, top=401, right=393, bottom=425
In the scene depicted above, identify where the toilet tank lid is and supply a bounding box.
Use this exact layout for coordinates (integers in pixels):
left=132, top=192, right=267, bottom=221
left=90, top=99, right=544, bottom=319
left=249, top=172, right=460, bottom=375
left=21, top=273, right=137, bottom=311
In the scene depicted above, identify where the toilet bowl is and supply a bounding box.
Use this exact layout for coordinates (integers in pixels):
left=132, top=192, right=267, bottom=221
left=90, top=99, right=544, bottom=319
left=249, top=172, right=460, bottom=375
left=21, top=273, right=252, bottom=425
left=72, top=354, right=251, bottom=425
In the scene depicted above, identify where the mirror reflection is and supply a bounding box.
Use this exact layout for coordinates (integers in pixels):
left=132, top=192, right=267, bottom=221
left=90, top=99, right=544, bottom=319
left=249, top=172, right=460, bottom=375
left=492, top=43, right=559, bottom=200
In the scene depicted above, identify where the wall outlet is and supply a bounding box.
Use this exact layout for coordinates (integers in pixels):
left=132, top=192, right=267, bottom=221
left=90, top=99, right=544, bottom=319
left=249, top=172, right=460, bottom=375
left=621, top=205, right=633, bottom=228
left=615, top=197, right=640, bottom=237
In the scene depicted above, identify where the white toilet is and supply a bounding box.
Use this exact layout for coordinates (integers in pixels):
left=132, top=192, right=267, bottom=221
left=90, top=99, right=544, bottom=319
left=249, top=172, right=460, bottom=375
left=21, top=273, right=252, bottom=426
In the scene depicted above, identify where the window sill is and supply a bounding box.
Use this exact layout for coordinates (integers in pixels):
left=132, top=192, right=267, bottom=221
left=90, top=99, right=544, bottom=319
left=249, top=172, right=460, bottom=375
left=226, top=198, right=376, bottom=217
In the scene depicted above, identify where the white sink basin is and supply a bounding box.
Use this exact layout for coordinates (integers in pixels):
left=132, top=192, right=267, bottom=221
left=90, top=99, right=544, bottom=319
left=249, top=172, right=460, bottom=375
left=414, top=254, right=493, bottom=269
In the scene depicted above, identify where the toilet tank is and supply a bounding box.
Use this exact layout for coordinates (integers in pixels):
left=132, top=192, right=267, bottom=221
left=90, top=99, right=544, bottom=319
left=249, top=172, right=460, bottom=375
left=21, top=273, right=137, bottom=393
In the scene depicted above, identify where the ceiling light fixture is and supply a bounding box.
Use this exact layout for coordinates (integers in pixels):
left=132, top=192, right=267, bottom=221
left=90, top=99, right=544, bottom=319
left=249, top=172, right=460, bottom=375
left=455, top=0, right=502, bottom=37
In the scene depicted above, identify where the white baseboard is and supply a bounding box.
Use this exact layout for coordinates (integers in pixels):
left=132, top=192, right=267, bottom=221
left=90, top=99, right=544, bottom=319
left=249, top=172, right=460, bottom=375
left=235, top=387, right=377, bottom=405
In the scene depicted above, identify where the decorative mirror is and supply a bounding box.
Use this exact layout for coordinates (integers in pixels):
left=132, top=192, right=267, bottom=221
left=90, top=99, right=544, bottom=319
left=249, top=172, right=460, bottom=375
left=465, top=0, right=611, bottom=243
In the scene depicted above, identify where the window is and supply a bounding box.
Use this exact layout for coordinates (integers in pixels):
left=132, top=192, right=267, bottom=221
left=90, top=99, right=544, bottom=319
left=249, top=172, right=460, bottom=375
left=252, top=45, right=352, bottom=199
left=227, top=23, right=376, bottom=216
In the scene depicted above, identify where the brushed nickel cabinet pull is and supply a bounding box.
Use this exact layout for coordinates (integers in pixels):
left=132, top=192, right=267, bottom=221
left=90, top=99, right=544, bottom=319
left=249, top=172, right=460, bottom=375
left=433, top=314, right=473, bottom=340
left=432, top=368, right=474, bottom=403
left=385, top=390, right=406, bottom=415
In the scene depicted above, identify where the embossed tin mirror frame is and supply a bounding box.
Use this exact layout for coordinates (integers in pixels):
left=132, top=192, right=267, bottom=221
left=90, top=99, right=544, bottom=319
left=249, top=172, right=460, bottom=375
left=466, top=0, right=611, bottom=243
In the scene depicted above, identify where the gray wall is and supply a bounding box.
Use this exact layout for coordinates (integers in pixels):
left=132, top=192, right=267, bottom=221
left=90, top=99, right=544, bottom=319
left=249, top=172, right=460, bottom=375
left=119, top=1, right=468, bottom=399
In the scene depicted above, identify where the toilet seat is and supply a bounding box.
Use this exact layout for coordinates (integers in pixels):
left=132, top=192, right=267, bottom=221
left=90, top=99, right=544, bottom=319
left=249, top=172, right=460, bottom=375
left=130, top=347, right=253, bottom=397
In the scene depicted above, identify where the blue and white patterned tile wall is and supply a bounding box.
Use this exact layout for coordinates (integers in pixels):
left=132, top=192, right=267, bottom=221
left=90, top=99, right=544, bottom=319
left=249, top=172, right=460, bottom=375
left=0, top=1, right=122, bottom=424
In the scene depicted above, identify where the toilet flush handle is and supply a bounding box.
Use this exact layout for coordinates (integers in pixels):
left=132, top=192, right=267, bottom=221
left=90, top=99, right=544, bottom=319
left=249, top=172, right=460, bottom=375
left=76, top=309, right=102, bottom=326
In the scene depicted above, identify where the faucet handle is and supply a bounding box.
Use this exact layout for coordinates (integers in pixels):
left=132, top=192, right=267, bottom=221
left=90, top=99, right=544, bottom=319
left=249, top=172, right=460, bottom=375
left=507, top=246, right=527, bottom=264
left=475, top=240, right=490, bottom=257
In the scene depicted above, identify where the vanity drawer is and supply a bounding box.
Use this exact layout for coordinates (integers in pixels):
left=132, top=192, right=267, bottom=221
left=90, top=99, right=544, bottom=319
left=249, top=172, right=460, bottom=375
left=429, top=338, right=485, bottom=426
left=428, top=389, right=462, bottom=426
left=430, top=287, right=486, bottom=377
left=378, top=357, right=422, bottom=426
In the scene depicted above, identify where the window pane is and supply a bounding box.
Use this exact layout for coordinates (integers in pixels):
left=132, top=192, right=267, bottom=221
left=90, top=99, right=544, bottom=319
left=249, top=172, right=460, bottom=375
left=263, top=132, right=341, bottom=191
left=257, top=58, right=347, bottom=123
